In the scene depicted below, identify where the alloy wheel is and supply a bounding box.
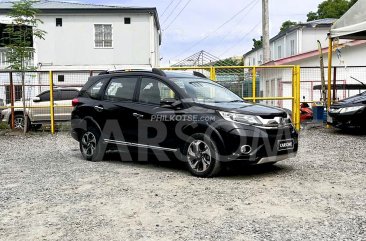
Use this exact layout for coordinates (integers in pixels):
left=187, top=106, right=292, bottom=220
left=81, top=132, right=97, bottom=158
left=187, top=140, right=212, bottom=173
left=14, top=117, right=24, bottom=130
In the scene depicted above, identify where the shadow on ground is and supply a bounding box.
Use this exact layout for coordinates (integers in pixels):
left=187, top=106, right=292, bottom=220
left=92, top=150, right=294, bottom=179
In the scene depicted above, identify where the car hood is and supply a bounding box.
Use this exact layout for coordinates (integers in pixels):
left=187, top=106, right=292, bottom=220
left=333, top=91, right=366, bottom=107
left=196, top=101, right=287, bottom=117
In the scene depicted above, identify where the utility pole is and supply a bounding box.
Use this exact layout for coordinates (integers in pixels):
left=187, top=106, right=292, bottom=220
left=262, top=0, right=270, bottom=63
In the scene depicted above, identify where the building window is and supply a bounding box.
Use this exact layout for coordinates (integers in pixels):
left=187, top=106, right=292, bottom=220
left=278, top=46, right=282, bottom=59
left=58, top=75, right=65, bottom=82
left=94, top=24, right=112, bottom=48
left=5, top=85, right=22, bottom=104
left=56, top=18, right=62, bottom=27
left=290, top=40, right=295, bottom=56
left=124, top=17, right=131, bottom=24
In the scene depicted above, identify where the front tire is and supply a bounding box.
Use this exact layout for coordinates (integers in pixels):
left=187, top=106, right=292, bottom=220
left=13, top=114, right=30, bottom=132
left=185, top=133, right=221, bottom=178
left=80, top=127, right=106, bottom=162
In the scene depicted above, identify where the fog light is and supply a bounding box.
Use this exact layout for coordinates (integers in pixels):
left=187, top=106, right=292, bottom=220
left=240, top=145, right=252, bottom=154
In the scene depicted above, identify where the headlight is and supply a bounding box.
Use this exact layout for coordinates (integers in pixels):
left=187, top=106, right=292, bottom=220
left=329, top=108, right=341, bottom=113
left=219, top=111, right=262, bottom=125
left=339, top=106, right=364, bottom=113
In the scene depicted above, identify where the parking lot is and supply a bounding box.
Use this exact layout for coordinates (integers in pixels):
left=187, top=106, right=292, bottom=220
left=0, top=128, right=365, bottom=241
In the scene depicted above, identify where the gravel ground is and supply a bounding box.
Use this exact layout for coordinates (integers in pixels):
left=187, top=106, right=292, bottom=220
left=0, top=128, right=365, bottom=241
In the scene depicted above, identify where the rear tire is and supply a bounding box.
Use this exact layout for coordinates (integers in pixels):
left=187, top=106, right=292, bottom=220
left=185, top=133, right=221, bottom=178
left=79, top=126, right=106, bottom=162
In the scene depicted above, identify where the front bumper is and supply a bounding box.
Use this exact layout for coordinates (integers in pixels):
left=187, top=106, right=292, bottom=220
left=257, top=153, right=297, bottom=164
left=328, top=110, right=366, bottom=128
left=218, top=124, right=298, bottom=164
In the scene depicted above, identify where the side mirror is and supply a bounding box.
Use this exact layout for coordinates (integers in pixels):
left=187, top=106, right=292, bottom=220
left=32, top=97, right=41, bottom=102
left=161, top=98, right=181, bottom=109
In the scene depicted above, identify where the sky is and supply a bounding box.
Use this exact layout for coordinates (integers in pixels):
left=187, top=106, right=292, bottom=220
left=77, top=0, right=323, bottom=65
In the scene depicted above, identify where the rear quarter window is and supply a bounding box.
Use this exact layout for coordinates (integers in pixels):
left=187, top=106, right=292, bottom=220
left=85, top=79, right=108, bottom=99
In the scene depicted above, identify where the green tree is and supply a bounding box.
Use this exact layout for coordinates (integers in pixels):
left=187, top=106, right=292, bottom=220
left=5, top=0, right=46, bottom=132
left=252, top=36, right=263, bottom=50
left=306, top=0, right=358, bottom=21
left=280, top=20, right=297, bottom=32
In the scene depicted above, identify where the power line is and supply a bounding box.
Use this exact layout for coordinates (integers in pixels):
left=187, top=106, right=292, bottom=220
left=218, top=21, right=261, bottom=58
left=160, top=0, right=175, bottom=17
left=164, top=0, right=193, bottom=31
left=171, top=0, right=258, bottom=61
left=208, top=0, right=259, bottom=54
left=161, top=0, right=183, bottom=25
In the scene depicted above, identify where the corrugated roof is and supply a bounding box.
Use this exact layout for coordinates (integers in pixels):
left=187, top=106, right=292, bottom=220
left=0, top=0, right=131, bottom=9
left=0, top=0, right=160, bottom=30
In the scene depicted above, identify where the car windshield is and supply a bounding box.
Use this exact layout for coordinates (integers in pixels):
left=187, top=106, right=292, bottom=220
left=171, top=77, right=244, bottom=103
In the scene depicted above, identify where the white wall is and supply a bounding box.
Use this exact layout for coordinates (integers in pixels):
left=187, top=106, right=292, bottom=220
left=33, top=13, right=160, bottom=70
left=301, top=27, right=329, bottom=53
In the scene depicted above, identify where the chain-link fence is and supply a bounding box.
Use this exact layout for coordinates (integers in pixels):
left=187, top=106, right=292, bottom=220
left=1, top=66, right=302, bottom=133
left=0, top=70, right=102, bottom=131
left=299, top=66, right=366, bottom=103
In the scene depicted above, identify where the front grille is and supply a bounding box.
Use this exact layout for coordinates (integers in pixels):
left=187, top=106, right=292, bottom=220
left=259, top=112, right=287, bottom=119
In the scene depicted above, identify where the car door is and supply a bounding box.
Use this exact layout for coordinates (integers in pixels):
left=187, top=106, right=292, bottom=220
left=54, top=89, right=79, bottom=121
left=133, top=77, right=182, bottom=150
left=30, top=90, right=52, bottom=122
left=95, top=76, right=139, bottom=143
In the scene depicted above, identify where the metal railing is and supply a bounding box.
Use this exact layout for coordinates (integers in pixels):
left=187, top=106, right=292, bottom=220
left=0, top=66, right=301, bottom=133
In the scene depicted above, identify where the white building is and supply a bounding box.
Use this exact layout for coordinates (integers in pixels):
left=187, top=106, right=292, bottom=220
left=243, top=19, right=366, bottom=109
left=0, top=0, right=161, bottom=70
left=0, top=0, right=161, bottom=104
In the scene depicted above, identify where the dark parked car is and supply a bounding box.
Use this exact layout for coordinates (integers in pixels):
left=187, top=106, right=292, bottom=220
left=71, top=69, right=298, bottom=177
left=328, top=91, right=366, bottom=129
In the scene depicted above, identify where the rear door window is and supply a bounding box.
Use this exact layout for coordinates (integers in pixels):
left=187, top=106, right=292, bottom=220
left=104, top=77, right=138, bottom=101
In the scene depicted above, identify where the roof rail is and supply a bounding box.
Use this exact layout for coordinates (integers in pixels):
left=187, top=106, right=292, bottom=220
left=98, top=68, right=166, bottom=77
left=152, top=68, right=166, bottom=77
left=193, top=71, right=208, bottom=79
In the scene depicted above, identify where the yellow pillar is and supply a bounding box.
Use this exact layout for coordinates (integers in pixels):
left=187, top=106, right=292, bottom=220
left=296, top=65, right=301, bottom=131
left=210, top=66, right=217, bottom=81
left=49, top=71, right=55, bottom=135
left=252, top=67, right=256, bottom=103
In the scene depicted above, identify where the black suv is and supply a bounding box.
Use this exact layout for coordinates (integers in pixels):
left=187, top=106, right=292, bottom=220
left=71, top=69, right=298, bottom=177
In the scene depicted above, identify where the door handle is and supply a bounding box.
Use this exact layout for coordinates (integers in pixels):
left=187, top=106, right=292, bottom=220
left=132, top=113, right=144, bottom=119
left=94, top=105, right=104, bottom=112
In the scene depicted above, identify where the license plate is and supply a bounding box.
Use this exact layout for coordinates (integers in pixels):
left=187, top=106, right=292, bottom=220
left=278, top=139, right=294, bottom=151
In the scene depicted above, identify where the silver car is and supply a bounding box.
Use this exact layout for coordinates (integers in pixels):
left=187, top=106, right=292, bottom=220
left=1, top=88, right=79, bottom=130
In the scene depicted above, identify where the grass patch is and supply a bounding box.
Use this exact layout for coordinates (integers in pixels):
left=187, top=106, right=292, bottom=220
left=0, top=122, right=9, bottom=130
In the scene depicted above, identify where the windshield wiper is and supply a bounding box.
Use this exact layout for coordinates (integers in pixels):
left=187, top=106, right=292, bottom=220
left=228, top=100, right=244, bottom=103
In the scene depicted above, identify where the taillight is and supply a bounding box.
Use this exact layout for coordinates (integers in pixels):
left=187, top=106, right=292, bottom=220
left=72, top=98, right=79, bottom=107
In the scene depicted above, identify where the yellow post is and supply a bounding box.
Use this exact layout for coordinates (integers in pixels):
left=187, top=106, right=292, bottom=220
left=296, top=65, right=301, bottom=131
left=210, top=66, right=217, bottom=81
left=292, top=67, right=297, bottom=127
left=49, top=71, right=55, bottom=135
left=252, top=67, right=256, bottom=103
left=327, top=38, right=333, bottom=128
